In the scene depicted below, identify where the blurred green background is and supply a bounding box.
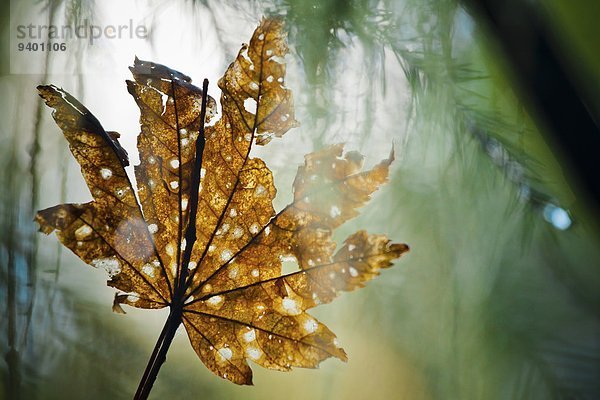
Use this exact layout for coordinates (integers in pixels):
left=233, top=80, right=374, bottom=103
left=1, top=0, right=599, bottom=399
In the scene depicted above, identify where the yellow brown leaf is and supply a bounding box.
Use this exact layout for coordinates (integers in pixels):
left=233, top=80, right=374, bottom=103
left=35, top=17, right=409, bottom=388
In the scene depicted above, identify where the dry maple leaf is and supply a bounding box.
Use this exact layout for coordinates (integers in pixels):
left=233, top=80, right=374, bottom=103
left=35, top=17, right=409, bottom=396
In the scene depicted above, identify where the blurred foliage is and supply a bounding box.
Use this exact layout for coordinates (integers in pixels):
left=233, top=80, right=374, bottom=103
left=1, top=0, right=599, bottom=399
left=542, top=0, right=600, bottom=116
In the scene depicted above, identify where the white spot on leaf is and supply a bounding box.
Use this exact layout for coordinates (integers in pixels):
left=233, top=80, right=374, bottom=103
left=127, top=293, right=140, bottom=303
left=246, top=346, right=262, bottom=360
left=221, top=249, right=232, bottom=261
left=75, top=224, right=92, bottom=239
left=91, top=258, right=121, bottom=278
left=254, top=184, right=266, bottom=197
left=282, top=297, right=301, bottom=315
left=217, top=347, right=233, bottom=361
left=270, top=55, right=285, bottom=64
left=166, top=243, right=175, bottom=256
left=206, top=295, right=224, bottom=308
left=330, top=205, right=341, bottom=218
left=303, top=318, right=318, bottom=333
left=279, top=254, right=297, bottom=262
left=232, top=226, right=244, bottom=239
left=100, top=168, right=112, bottom=180
left=243, top=329, right=256, bottom=343
left=142, top=264, right=156, bottom=278
left=244, top=98, right=257, bottom=114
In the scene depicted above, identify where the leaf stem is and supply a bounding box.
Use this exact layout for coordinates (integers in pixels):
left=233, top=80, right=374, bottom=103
left=133, top=306, right=182, bottom=400
left=133, top=78, right=209, bottom=400
left=177, top=78, right=209, bottom=296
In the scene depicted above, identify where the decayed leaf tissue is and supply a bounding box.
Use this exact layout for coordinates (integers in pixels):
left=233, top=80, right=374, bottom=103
left=35, top=18, right=409, bottom=388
